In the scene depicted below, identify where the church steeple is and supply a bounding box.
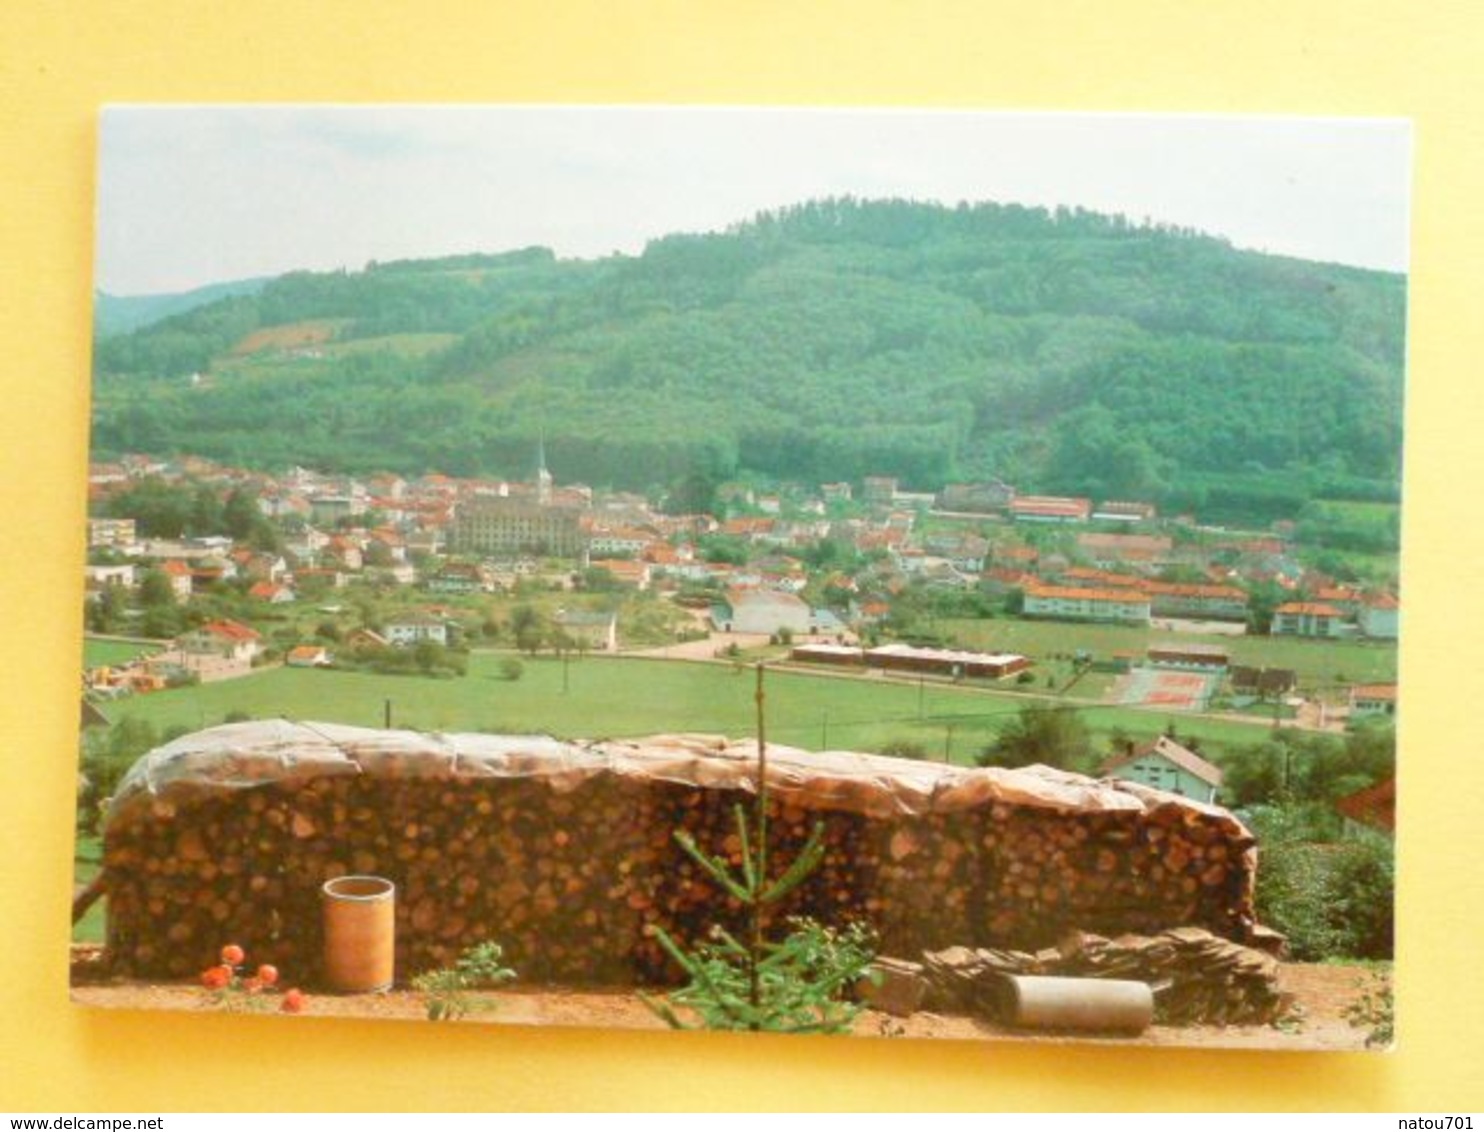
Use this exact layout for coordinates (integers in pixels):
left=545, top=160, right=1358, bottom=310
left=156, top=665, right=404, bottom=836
left=535, top=432, right=552, bottom=506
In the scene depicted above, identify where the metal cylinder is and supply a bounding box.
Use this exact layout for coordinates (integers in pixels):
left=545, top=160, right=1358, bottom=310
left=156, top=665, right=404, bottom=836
left=321, top=875, right=396, bottom=993
left=1004, top=975, right=1153, bottom=1034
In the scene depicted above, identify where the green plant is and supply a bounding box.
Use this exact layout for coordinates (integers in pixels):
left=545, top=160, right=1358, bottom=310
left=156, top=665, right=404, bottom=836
left=642, top=665, right=877, bottom=1033
left=1344, top=969, right=1394, bottom=1048
left=412, top=941, right=516, bottom=1021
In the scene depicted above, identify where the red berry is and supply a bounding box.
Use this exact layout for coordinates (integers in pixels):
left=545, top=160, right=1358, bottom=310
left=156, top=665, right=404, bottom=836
left=256, top=964, right=279, bottom=987
left=220, top=943, right=245, bottom=966
left=280, top=988, right=305, bottom=1013
left=200, top=965, right=232, bottom=989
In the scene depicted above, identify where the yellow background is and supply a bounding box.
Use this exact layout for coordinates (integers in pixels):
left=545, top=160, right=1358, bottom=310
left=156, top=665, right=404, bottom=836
left=2, top=0, right=1481, bottom=1111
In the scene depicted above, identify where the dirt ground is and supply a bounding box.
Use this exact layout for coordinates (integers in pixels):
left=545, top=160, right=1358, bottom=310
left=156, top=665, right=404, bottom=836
left=69, top=952, right=1388, bottom=1050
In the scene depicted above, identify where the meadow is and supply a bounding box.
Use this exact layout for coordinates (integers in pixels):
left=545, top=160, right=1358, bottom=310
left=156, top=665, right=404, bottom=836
left=938, top=618, right=1397, bottom=688
left=83, top=637, right=162, bottom=669
left=101, top=651, right=1279, bottom=765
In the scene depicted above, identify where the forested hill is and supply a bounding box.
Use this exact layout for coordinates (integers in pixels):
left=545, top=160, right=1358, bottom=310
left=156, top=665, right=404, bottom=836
left=94, top=276, right=272, bottom=337
left=91, top=199, right=1406, bottom=517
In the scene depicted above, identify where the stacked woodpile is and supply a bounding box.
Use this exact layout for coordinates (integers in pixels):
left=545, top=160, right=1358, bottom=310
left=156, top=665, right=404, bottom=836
left=921, top=926, right=1286, bottom=1025
left=100, top=721, right=1266, bottom=988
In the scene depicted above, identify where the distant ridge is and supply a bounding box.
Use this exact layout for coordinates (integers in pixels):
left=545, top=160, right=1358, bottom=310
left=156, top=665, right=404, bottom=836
left=88, top=198, right=1405, bottom=522
left=94, top=276, right=273, bottom=337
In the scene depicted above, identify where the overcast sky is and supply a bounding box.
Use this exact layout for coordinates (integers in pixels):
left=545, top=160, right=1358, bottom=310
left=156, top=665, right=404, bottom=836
left=96, top=106, right=1412, bottom=296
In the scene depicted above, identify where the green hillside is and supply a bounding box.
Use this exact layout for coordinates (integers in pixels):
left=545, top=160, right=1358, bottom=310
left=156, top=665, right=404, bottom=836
left=91, top=199, right=1406, bottom=519
left=93, top=276, right=273, bottom=337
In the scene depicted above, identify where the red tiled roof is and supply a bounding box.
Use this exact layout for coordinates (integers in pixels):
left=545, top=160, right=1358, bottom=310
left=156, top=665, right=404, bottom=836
left=1334, top=776, right=1395, bottom=833
left=201, top=619, right=260, bottom=642
left=1275, top=602, right=1342, bottom=617
left=1026, top=583, right=1151, bottom=605
left=1144, top=581, right=1247, bottom=600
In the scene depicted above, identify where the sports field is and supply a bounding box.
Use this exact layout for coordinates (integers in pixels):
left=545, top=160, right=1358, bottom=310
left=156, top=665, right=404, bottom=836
left=939, top=618, right=1396, bottom=687
left=98, top=651, right=1280, bottom=765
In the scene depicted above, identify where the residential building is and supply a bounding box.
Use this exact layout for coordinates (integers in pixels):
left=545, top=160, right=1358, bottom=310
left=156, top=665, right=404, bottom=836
left=87, top=517, right=137, bottom=549
left=248, top=581, right=295, bottom=604
left=1145, top=581, right=1249, bottom=621
left=553, top=609, right=619, bottom=652
left=178, top=620, right=262, bottom=663
left=285, top=645, right=333, bottom=668
left=383, top=611, right=450, bottom=648
left=1022, top=583, right=1151, bottom=624
left=1334, top=777, right=1395, bottom=840
left=1350, top=683, right=1398, bottom=719
left=1271, top=602, right=1348, bottom=638
left=1359, top=592, right=1400, bottom=640
left=1100, top=735, right=1223, bottom=803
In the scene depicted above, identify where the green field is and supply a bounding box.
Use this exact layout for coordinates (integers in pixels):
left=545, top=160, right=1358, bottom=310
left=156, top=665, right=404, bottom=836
left=83, top=637, right=162, bottom=669
left=938, top=618, right=1396, bottom=688
left=74, top=835, right=104, bottom=944
left=100, top=652, right=1279, bottom=765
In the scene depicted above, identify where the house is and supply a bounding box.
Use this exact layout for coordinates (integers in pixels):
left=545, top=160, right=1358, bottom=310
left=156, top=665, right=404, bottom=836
left=87, top=517, right=137, bottom=549
left=178, top=620, right=263, bottom=663
left=714, top=588, right=813, bottom=635
left=554, top=609, right=619, bottom=652
left=285, top=645, right=333, bottom=668
left=1350, top=683, right=1398, bottom=719
left=160, top=560, right=195, bottom=600
left=1334, top=776, right=1396, bottom=840
left=425, top=561, right=494, bottom=594
left=1022, top=582, right=1151, bottom=625
left=84, top=563, right=136, bottom=591
left=862, top=477, right=898, bottom=507
left=1100, top=735, right=1223, bottom=803
left=384, top=611, right=450, bottom=648
left=248, top=581, right=296, bottom=604
left=588, top=558, right=652, bottom=590
left=587, top=526, right=655, bottom=558
left=1358, top=592, right=1400, bottom=640
left=1271, top=602, right=1349, bottom=638
left=343, top=627, right=390, bottom=651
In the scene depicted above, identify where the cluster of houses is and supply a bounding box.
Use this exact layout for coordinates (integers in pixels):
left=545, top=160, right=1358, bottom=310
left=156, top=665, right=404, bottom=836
left=85, top=456, right=1399, bottom=694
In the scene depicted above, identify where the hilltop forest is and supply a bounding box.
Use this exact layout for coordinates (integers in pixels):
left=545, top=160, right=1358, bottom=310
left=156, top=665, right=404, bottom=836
left=91, top=198, right=1406, bottom=522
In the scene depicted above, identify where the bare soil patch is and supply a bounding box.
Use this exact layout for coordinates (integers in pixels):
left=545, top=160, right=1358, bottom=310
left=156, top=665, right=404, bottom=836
left=69, top=951, right=1386, bottom=1051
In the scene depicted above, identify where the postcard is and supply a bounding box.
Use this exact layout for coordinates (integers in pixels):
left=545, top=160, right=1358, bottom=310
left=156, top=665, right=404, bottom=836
left=74, top=106, right=1405, bottom=1049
